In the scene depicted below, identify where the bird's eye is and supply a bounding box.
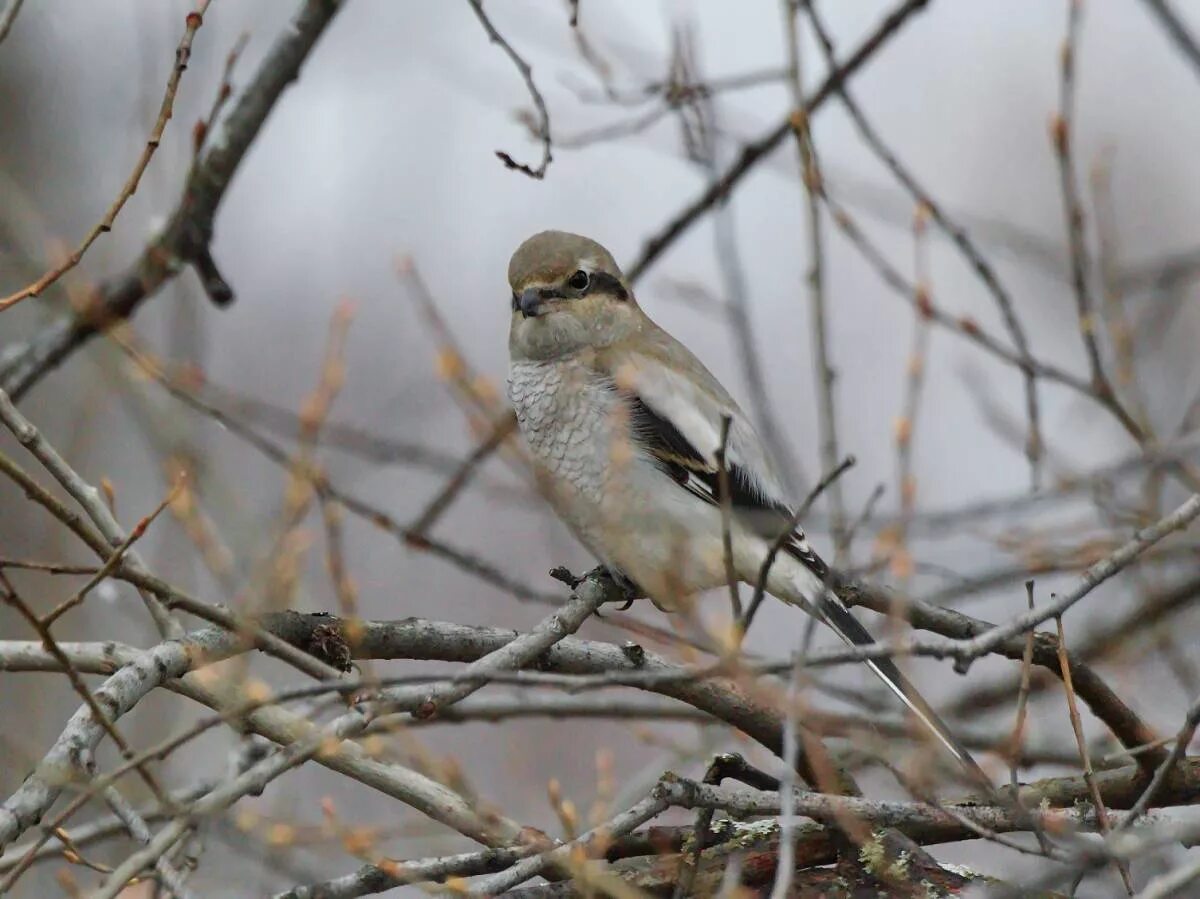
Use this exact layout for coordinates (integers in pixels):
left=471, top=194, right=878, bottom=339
left=567, top=270, right=590, bottom=292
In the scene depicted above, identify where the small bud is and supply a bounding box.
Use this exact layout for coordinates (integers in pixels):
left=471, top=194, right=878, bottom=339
left=378, top=859, right=403, bottom=878
left=559, top=799, right=579, bottom=836
left=912, top=201, right=932, bottom=233
left=266, top=823, right=296, bottom=846
left=1050, top=114, right=1068, bottom=155
left=341, top=827, right=373, bottom=855
left=404, top=532, right=431, bottom=551
left=914, top=286, right=934, bottom=320
left=242, top=678, right=273, bottom=705
left=192, top=119, right=207, bottom=153
left=100, top=477, right=117, bottom=513
left=317, top=735, right=342, bottom=759
left=890, top=548, right=914, bottom=581
left=906, top=353, right=924, bottom=379
left=362, top=735, right=387, bottom=758
left=434, top=348, right=464, bottom=381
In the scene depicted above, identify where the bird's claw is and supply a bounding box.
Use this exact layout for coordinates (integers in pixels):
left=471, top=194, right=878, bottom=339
left=548, top=565, right=642, bottom=612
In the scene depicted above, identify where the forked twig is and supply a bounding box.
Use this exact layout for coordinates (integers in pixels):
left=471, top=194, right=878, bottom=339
left=0, top=2, right=212, bottom=311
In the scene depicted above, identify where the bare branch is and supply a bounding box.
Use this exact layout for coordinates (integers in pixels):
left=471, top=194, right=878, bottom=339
left=0, top=386, right=180, bottom=636
left=0, top=0, right=345, bottom=399
left=0, top=0, right=24, bottom=45
left=1141, top=0, right=1200, bottom=82
left=627, top=0, right=930, bottom=282
left=0, top=2, right=211, bottom=311
left=466, top=0, right=553, bottom=179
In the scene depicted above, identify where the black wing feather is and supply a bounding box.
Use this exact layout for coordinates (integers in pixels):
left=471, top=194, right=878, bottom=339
left=624, top=393, right=817, bottom=563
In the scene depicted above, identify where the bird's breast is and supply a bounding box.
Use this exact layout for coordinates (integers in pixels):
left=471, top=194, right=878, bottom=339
left=507, top=360, right=618, bottom=506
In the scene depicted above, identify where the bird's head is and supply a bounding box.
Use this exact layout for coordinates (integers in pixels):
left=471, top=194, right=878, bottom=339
left=508, top=230, right=641, bottom=361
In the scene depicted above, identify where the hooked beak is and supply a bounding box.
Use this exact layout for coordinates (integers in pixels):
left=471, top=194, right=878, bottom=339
left=518, top=287, right=548, bottom=319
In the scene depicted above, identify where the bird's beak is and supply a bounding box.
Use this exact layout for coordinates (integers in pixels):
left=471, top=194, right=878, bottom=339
left=518, top=287, right=546, bottom=319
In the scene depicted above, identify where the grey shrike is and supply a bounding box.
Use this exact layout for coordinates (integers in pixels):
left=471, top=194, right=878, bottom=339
left=505, top=229, right=984, bottom=783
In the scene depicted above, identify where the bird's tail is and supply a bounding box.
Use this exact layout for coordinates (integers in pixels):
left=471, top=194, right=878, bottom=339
left=810, top=588, right=991, bottom=789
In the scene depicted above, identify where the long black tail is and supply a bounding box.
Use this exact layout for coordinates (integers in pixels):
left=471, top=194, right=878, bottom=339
left=814, top=590, right=992, bottom=790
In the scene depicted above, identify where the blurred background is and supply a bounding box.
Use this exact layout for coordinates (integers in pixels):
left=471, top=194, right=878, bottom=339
left=2, top=1, right=1200, bottom=894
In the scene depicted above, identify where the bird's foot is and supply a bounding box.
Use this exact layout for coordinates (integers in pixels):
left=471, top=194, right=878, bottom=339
left=547, top=565, right=643, bottom=611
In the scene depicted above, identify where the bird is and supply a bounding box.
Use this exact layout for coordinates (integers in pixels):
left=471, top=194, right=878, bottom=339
left=505, top=229, right=986, bottom=786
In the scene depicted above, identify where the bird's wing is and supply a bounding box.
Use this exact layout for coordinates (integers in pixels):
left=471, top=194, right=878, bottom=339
left=596, top=330, right=989, bottom=786
left=595, top=332, right=823, bottom=568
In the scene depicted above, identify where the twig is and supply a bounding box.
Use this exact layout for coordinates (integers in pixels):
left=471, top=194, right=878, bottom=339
left=206, top=385, right=487, bottom=475
left=1053, top=0, right=1135, bottom=439
left=821, top=187, right=1140, bottom=441
left=0, top=386, right=180, bottom=636
left=114, top=333, right=561, bottom=607
left=0, top=622, right=525, bottom=871
left=946, top=494, right=1200, bottom=670
left=714, top=415, right=742, bottom=620
left=712, top=161, right=805, bottom=497
left=664, top=44, right=806, bottom=498
left=408, top=412, right=518, bottom=536
left=890, top=204, right=933, bottom=584
left=803, top=0, right=1043, bottom=488
left=99, top=785, right=197, bottom=899
left=1134, top=853, right=1200, bottom=899
left=466, top=0, right=553, bottom=179
left=273, top=848, right=530, bottom=899
left=0, top=558, right=100, bottom=575
left=626, top=0, right=930, bottom=282
left=192, top=31, right=250, bottom=161
left=673, top=753, right=779, bottom=899
left=0, top=2, right=212, bottom=311
left=1141, top=0, right=1200, bottom=82
left=742, top=454, right=856, bottom=637
left=319, top=497, right=361, bottom=621
left=653, top=777, right=1137, bottom=853
left=0, top=448, right=350, bottom=682
left=0, top=0, right=24, bottom=44
left=0, top=630, right=209, bottom=851
left=1056, top=614, right=1134, bottom=894
left=1008, top=581, right=1038, bottom=791
left=842, top=579, right=1168, bottom=767
left=41, top=488, right=175, bottom=627
left=0, top=580, right=174, bottom=838
left=469, top=783, right=672, bottom=894
left=844, top=482, right=885, bottom=552
left=0, top=0, right=345, bottom=398
left=783, top=2, right=845, bottom=548
left=1119, top=693, right=1200, bottom=829
left=769, top=654, right=803, bottom=899
left=1091, top=152, right=1145, bottom=418
left=1, top=786, right=222, bottom=876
